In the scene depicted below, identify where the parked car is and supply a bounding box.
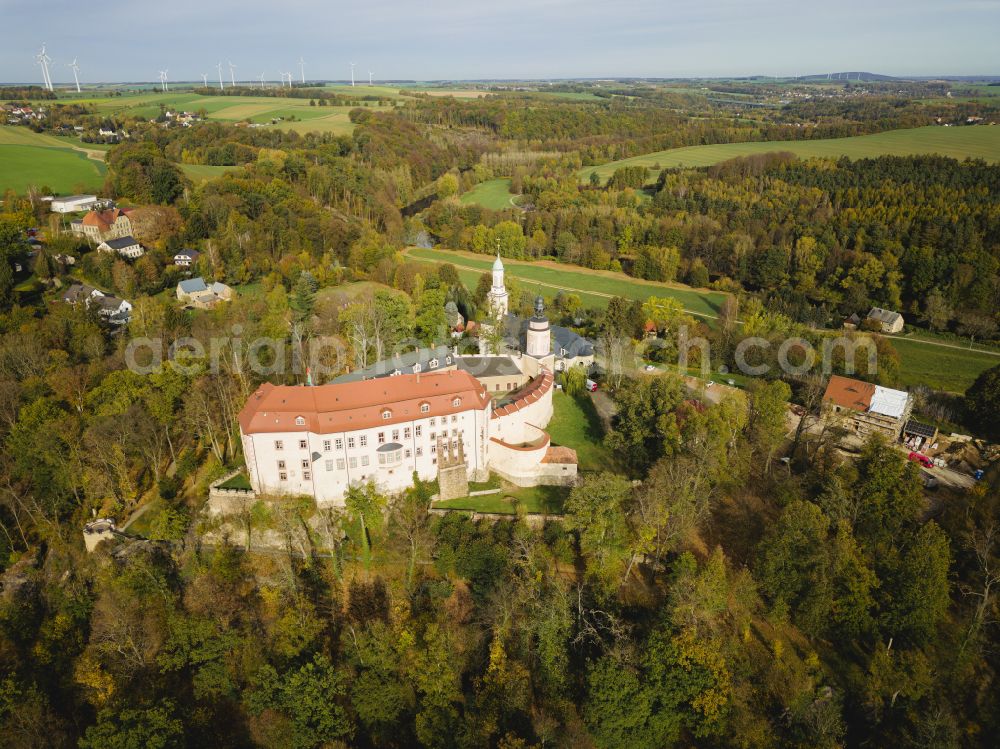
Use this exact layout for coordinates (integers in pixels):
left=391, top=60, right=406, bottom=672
left=645, top=364, right=656, bottom=372
left=585, top=378, right=598, bottom=392
left=908, top=451, right=934, bottom=468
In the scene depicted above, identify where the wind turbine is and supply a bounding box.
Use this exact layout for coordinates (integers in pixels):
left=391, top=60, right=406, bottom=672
left=350, top=62, right=356, bottom=87
left=36, top=45, right=53, bottom=91
left=228, top=61, right=237, bottom=87
left=259, top=72, right=265, bottom=89
left=159, top=70, right=169, bottom=92
left=368, top=70, right=373, bottom=86
left=217, top=61, right=224, bottom=90
left=201, top=73, right=208, bottom=87
left=68, top=58, right=81, bottom=93
left=298, top=56, right=306, bottom=84
left=285, top=72, right=294, bottom=88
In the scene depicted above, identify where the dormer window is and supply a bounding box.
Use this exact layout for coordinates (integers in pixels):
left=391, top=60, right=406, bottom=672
left=382, top=409, right=392, bottom=420
left=392, top=369, right=401, bottom=376
left=413, top=363, right=422, bottom=373
left=295, top=416, right=305, bottom=426
left=446, top=355, right=452, bottom=364
left=452, top=397, right=462, bottom=407
left=420, top=402, right=430, bottom=413
left=429, top=358, right=439, bottom=368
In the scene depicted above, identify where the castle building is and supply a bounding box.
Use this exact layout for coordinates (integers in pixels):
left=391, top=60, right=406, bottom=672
left=238, top=300, right=579, bottom=505
left=525, top=296, right=552, bottom=359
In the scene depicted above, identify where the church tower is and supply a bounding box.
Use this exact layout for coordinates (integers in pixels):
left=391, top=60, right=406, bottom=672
left=488, top=251, right=509, bottom=317
left=525, top=295, right=551, bottom=358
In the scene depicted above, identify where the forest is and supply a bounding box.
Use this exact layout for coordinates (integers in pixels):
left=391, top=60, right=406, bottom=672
left=1, top=79, right=999, bottom=748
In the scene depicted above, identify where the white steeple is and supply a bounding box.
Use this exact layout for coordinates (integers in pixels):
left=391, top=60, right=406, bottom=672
left=488, top=243, right=508, bottom=317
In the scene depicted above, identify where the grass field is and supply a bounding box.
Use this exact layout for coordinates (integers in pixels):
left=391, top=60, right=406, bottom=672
left=459, top=178, right=517, bottom=210
left=404, top=246, right=728, bottom=319
left=179, top=163, right=242, bottom=181
left=579, top=125, right=1000, bottom=183
left=889, top=338, right=998, bottom=393
left=34, top=91, right=392, bottom=135
left=0, top=127, right=106, bottom=193
left=547, top=390, right=615, bottom=471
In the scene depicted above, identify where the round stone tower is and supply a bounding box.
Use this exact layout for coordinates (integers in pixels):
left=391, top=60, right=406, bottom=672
left=526, top=295, right=551, bottom=358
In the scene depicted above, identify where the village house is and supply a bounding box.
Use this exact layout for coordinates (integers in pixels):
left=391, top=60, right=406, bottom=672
left=71, top=207, right=134, bottom=243
left=97, top=235, right=145, bottom=259
left=822, top=374, right=913, bottom=440
left=173, top=249, right=200, bottom=267
left=176, top=277, right=233, bottom=308
left=866, top=307, right=905, bottom=334
left=61, top=283, right=132, bottom=325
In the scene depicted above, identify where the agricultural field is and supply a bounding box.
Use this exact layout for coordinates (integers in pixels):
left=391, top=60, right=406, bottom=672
left=404, top=246, right=728, bottom=319
left=35, top=91, right=392, bottom=135
left=0, top=126, right=106, bottom=193
left=579, top=125, right=1000, bottom=183
left=459, top=178, right=518, bottom=210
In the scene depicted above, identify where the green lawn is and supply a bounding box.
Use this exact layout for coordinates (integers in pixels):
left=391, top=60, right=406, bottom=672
left=579, top=125, right=1000, bottom=183
left=547, top=390, right=615, bottom=471
left=216, top=472, right=253, bottom=491
left=404, top=246, right=727, bottom=320
left=0, top=143, right=105, bottom=194
left=889, top=338, right=998, bottom=393
left=434, top=484, right=568, bottom=515
left=459, top=178, right=517, bottom=210
left=180, top=163, right=242, bottom=182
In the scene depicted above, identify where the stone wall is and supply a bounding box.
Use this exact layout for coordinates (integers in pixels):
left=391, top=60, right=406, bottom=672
left=207, top=470, right=258, bottom=516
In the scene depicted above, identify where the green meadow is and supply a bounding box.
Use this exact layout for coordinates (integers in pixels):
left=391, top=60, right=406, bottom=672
left=459, top=178, right=517, bottom=210
left=0, top=127, right=106, bottom=193
left=579, top=125, right=1000, bottom=183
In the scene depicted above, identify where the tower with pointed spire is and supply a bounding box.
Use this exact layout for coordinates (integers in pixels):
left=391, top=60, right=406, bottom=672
left=488, top=245, right=509, bottom=318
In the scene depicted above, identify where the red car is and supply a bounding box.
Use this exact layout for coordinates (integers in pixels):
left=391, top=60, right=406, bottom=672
left=908, top=451, right=933, bottom=469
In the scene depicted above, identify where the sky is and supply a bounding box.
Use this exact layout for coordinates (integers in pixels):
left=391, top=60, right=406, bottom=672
left=1, top=0, right=998, bottom=84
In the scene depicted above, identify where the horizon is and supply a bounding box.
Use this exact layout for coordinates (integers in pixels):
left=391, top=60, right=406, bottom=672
left=3, top=0, right=999, bottom=85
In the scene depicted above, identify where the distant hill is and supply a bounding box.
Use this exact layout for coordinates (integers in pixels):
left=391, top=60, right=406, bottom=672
left=797, top=72, right=898, bottom=82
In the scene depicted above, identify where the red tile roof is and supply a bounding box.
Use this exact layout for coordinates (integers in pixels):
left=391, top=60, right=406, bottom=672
left=823, top=375, right=875, bottom=412
left=239, top=370, right=490, bottom=435
left=81, top=207, right=131, bottom=231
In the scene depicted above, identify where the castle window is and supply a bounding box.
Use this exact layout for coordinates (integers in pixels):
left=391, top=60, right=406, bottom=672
left=335, top=438, right=343, bottom=449
left=348, top=437, right=355, bottom=449
left=279, top=472, right=287, bottom=481
left=274, top=440, right=284, bottom=450
left=405, top=449, right=412, bottom=458
left=323, top=440, right=331, bottom=451
left=361, top=456, right=369, bottom=467
left=420, top=402, right=430, bottom=413
left=430, top=418, right=436, bottom=427
left=337, top=459, right=346, bottom=470
left=415, top=425, right=422, bottom=437
left=392, top=429, right=399, bottom=441
left=429, top=358, right=439, bottom=368
left=303, top=471, right=311, bottom=480
left=298, top=439, right=307, bottom=450
left=404, top=427, right=411, bottom=439
left=360, top=435, right=368, bottom=447
left=416, top=447, right=423, bottom=457
left=295, top=416, right=305, bottom=426
left=378, top=432, right=385, bottom=444
left=452, top=397, right=461, bottom=407
left=325, top=460, right=334, bottom=471
left=451, top=415, right=457, bottom=423
left=301, top=459, right=310, bottom=469
left=277, top=460, right=286, bottom=470
left=381, top=409, right=391, bottom=420
left=349, top=457, right=358, bottom=469
left=446, top=355, right=452, bottom=364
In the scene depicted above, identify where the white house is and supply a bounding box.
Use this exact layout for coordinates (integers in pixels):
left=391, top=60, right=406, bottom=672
left=867, top=307, right=905, bottom=334
left=50, top=195, right=98, bottom=214
left=97, top=235, right=145, bottom=259
left=176, top=277, right=233, bottom=308
left=61, top=283, right=131, bottom=325
left=173, top=249, right=200, bottom=267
